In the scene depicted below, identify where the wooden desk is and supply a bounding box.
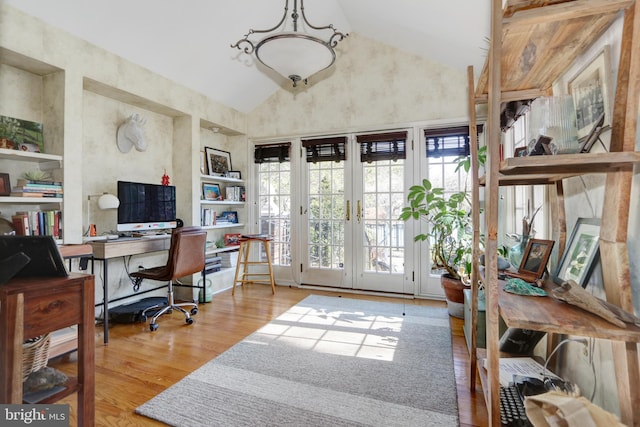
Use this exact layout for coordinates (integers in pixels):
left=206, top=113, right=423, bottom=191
left=89, top=237, right=170, bottom=344
left=0, top=273, right=95, bottom=426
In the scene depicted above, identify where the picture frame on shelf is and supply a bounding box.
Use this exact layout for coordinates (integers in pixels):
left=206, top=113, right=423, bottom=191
left=202, top=183, right=222, bottom=201
left=514, top=147, right=528, bottom=157
left=0, top=115, right=44, bottom=153
left=205, top=147, right=232, bottom=176
left=568, top=46, right=612, bottom=139
left=0, top=173, right=10, bottom=196
left=518, top=238, right=555, bottom=279
left=220, top=211, right=238, bottom=224
left=553, top=217, right=601, bottom=288
left=226, top=170, right=241, bottom=179
left=224, top=233, right=242, bottom=246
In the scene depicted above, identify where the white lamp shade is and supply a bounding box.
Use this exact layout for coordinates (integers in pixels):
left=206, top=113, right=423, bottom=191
left=256, top=33, right=336, bottom=82
left=98, top=193, right=120, bottom=210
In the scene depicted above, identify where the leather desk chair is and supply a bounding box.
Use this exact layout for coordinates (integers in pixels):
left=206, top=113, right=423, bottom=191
left=131, top=226, right=207, bottom=331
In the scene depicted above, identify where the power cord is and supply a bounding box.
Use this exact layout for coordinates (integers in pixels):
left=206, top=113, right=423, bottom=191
left=542, top=337, right=596, bottom=401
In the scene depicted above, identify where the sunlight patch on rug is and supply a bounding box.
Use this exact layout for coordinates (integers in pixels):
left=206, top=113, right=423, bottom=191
left=136, top=295, right=458, bottom=427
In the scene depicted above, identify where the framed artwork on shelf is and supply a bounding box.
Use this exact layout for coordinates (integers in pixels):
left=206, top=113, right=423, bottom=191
left=224, top=233, right=242, bottom=246
left=0, top=115, right=44, bottom=152
left=0, top=173, right=10, bottom=196
left=568, top=46, right=612, bottom=139
left=514, top=147, right=528, bottom=157
left=226, top=170, right=241, bottom=179
left=518, top=238, right=555, bottom=279
left=202, top=183, right=222, bottom=201
left=553, top=217, right=601, bottom=288
left=220, top=211, right=238, bottom=224
left=205, top=147, right=232, bottom=176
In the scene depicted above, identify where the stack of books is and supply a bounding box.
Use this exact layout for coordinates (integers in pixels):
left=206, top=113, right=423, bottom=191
left=11, top=210, right=63, bottom=239
left=11, top=179, right=63, bottom=198
left=203, top=256, right=222, bottom=274
left=219, top=250, right=239, bottom=268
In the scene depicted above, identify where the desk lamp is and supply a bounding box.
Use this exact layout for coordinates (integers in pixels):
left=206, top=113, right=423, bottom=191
left=86, top=193, right=120, bottom=237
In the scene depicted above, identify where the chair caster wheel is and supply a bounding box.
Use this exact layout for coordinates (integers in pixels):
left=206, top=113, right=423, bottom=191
left=190, top=308, right=198, bottom=316
left=150, top=323, right=159, bottom=331
left=186, top=318, right=194, bottom=325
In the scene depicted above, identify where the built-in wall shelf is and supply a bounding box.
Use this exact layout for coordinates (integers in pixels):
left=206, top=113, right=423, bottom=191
left=202, top=223, right=244, bottom=230
left=0, top=196, right=63, bottom=204
left=205, top=246, right=239, bottom=256
left=200, top=200, right=244, bottom=206
left=0, top=148, right=62, bottom=170
left=200, top=174, right=244, bottom=184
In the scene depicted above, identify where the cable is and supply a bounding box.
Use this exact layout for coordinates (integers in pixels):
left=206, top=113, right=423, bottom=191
left=542, top=337, right=596, bottom=400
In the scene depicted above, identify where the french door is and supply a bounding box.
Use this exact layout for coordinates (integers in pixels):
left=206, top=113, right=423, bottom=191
left=300, top=131, right=413, bottom=294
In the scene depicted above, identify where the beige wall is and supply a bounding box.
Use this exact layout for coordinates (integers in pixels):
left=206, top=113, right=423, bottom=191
left=249, top=33, right=469, bottom=138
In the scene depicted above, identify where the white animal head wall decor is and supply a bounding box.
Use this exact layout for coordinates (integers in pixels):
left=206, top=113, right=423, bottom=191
left=116, top=114, right=148, bottom=153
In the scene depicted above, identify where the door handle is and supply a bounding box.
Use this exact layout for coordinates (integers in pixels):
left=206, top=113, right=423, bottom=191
left=357, top=200, right=361, bottom=223
left=346, top=200, right=350, bottom=221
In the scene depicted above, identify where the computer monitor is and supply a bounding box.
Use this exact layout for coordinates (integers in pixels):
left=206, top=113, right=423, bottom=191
left=116, top=181, right=177, bottom=232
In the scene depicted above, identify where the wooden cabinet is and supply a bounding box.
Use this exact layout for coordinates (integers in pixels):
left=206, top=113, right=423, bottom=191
left=0, top=273, right=94, bottom=425
left=470, top=1, right=640, bottom=426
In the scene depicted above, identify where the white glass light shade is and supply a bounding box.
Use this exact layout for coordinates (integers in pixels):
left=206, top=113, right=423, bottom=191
left=256, top=33, right=336, bottom=82
left=98, top=193, right=120, bottom=210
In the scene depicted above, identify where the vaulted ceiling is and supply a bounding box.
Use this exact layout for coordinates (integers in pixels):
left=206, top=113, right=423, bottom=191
left=5, top=0, right=491, bottom=113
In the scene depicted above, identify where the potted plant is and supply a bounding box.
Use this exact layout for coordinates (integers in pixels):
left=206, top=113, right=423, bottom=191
left=399, top=147, right=486, bottom=317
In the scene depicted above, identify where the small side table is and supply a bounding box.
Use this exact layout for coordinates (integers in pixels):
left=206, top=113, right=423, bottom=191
left=0, top=273, right=95, bottom=425
left=232, top=237, right=276, bottom=295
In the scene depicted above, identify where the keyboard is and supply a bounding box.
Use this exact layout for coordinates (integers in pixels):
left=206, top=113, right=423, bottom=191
left=500, top=384, right=532, bottom=427
left=141, top=234, right=169, bottom=239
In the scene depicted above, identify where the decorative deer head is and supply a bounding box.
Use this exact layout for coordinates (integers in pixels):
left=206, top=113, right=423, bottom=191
left=116, top=114, right=147, bottom=153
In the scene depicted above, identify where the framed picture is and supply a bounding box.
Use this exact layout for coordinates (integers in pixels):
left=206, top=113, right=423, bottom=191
left=220, top=211, right=238, bottom=224
left=202, top=183, right=222, bottom=200
left=227, top=170, right=241, bottom=179
left=553, top=217, right=601, bottom=288
left=514, top=147, right=528, bottom=157
left=205, top=147, right=232, bottom=176
left=518, top=238, right=555, bottom=279
left=224, top=233, right=242, bottom=246
left=0, top=173, right=10, bottom=196
left=568, top=46, right=612, bottom=139
left=0, top=115, right=44, bottom=152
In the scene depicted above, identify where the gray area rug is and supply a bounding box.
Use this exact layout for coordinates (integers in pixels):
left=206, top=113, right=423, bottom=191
left=136, top=295, right=458, bottom=426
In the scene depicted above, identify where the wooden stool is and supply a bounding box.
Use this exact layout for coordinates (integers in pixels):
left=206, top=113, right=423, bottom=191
left=232, top=237, right=276, bottom=295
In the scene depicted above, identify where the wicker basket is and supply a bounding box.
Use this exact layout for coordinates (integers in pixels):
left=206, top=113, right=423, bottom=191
left=22, top=334, right=51, bottom=381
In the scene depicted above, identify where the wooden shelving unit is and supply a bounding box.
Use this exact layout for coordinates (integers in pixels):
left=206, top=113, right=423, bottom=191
left=470, top=1, right=640, bottom=426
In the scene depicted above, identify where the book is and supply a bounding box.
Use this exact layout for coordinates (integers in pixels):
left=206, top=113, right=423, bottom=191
left=10, top=192, right=63, bottom=198
left=11, top=213, right=30, bottom=236
left=16, top=179, right=63, bottom=187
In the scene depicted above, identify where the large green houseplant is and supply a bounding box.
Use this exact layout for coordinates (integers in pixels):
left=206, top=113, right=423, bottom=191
left=399, top=147, right=486, bottom=316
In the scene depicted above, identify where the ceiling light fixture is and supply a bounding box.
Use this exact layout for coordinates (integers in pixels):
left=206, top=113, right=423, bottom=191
left=231, top=0, right=348, bottom=87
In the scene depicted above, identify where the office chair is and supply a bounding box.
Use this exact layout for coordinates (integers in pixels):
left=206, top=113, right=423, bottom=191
left=131, top=226, right=207, bottom=331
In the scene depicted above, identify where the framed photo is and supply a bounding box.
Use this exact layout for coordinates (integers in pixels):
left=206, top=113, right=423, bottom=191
left=514, top=147, right=528, bottom=157
left=553, top=218, right=601, bottom=288
left=205, top=147, right=232, bottom=176
left=568, top=46, right=612, bottom=139
left=220, top=211, right=238, bottom=224
left=224, top=233, right=242, bottom=246
left=0, top=173, right=10, bottom=196
left=518, top=238, right=555, bottom=279
left=227, top=170, right=241, bottom=179
left=0, top=115, right=44, bottom=152
left=202, top=183, right=222, bottom=200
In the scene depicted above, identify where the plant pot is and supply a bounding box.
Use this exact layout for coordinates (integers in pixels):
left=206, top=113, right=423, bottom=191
left=441, top=273, right=467, bottom=318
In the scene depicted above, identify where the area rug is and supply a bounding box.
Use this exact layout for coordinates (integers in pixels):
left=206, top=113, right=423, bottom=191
left=135, top=295, right=458, bottom=426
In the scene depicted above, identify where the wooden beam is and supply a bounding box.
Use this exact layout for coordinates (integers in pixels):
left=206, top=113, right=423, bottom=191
left=504, top=0, right=633, bottom=28
left=467, top=65, right=480, bottom=393
left=474, top=88, right=550, bottom=104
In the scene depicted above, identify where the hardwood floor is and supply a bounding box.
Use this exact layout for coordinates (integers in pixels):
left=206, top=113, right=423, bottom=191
left=50, top=285, right=488, bottom=426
